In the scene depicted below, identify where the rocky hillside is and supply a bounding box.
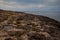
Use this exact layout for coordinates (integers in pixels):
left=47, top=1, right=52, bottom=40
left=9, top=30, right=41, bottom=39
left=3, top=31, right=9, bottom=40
left=0, top=10, right=60, bottom=40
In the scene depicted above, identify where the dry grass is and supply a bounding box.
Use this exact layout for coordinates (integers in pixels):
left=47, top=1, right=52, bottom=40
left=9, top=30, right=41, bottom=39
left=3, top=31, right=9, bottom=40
left=0, top=10, right=60, bottom=40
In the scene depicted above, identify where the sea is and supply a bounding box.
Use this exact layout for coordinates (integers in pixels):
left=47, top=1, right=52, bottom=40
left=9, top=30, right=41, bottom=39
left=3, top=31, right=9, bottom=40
left=25, top=11, right=60, bottom=22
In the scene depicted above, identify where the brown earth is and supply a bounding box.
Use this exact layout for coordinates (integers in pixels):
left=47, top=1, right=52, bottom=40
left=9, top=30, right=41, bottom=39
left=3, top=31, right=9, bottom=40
left=0, top=10, right=60, bottom=40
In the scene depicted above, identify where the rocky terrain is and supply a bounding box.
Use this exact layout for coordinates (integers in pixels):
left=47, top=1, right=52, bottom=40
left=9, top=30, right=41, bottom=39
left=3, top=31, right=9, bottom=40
left=0, top=10, right=60, bottom=40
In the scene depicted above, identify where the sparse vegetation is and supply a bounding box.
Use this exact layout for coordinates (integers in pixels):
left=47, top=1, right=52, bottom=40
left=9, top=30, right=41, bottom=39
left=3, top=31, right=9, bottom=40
left=0, top=10, right=60, bottom=40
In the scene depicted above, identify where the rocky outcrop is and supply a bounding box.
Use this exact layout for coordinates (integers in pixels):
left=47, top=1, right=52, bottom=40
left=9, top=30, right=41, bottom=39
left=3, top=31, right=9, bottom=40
left=0, top=10, right=60, bottom=40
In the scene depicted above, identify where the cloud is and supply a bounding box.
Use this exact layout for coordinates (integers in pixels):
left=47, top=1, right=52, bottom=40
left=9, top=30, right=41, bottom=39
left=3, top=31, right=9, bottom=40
left=0, top=0, right=45, bottom=11
left=0, top=0, right=4, bottom=3
left=0, top=0, right=60, bottom=11
left=46, top=0, right=58, bottom=2
left=0, top=0, right=17, bottom=5
left=0, top=3, right=45, bottom=11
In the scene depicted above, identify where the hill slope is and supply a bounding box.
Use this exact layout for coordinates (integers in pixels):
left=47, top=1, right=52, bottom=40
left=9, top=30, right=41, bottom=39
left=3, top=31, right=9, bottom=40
left=0, top=10, right=60, bottom=40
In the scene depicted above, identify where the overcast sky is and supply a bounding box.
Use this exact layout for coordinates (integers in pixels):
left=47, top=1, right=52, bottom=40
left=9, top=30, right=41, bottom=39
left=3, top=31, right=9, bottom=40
left=0, top=0, right=60, bottom=11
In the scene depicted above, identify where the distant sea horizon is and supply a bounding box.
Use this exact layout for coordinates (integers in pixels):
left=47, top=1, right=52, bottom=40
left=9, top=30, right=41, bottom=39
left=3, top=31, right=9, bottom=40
left=25, top=11, right=60, bottom=22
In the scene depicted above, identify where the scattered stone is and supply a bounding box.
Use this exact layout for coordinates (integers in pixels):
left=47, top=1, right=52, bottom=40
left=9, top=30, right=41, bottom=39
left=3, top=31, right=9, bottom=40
left=0, top=10, right=60, bottom=40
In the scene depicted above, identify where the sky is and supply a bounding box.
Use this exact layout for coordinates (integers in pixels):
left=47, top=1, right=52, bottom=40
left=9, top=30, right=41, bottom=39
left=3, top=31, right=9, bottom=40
left=0, top=0, right=60, bottom=11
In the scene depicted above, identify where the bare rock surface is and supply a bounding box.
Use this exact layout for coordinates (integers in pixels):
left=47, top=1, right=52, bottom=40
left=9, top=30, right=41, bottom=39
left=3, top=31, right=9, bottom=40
left=0, top=10, right=60, bottom=40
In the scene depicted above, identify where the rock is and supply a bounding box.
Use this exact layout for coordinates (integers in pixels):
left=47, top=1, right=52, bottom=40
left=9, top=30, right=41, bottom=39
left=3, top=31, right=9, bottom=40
left=0, top=10, right=60, bottom=40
